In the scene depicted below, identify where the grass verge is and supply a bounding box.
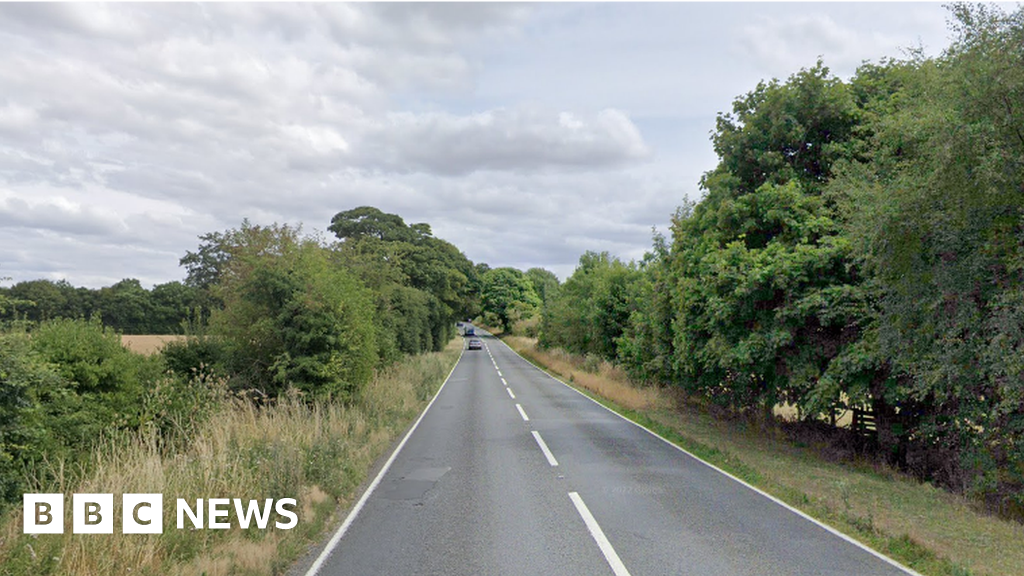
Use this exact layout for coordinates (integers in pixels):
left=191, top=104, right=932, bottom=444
left=0, top=338, right=462, bottom=576
left=501, top=336, right=1023, bottom=576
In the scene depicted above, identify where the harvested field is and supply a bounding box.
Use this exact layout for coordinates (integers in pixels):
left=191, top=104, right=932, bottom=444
left=121, top=334, right=186, bottom=355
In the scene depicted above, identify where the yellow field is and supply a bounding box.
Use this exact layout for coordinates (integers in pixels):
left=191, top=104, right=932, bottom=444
left=120, top=334, right=187, bottom=355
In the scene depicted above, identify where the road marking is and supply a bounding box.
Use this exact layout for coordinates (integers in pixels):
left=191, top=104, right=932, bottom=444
left=501, top=377, right=507, bottom=386
left=515, top=403, right=530, bottom=421
left=497, top=370, right=503, bottom=377
left=507, top=388, right=516, bottom=399
left=303, top=346, right=465, bottom=576
left=568, top=492, right=631, bottom=576
left=531, top=431, right=559, bottom=466
left=498, top=340, right=925, bottom=576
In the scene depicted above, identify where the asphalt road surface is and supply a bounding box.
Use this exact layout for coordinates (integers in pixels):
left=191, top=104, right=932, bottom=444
left=301, top=328, right=919, bottom=576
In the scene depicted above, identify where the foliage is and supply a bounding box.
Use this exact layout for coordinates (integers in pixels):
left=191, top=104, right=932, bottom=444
left=830, top=2, right=1024, bottom=504
left=329, top=205, right=429, bottom=243
left=670, top=177, right=868, bottom=418
left=0, top=318, right=217, bottom=507
left=161, top=333, right=227, bottom=385
left=210, top=222, right=378, bottom=400
left=0, top=278, right=202, bottom=334
left=542, top=251, right=638, bottom=360
left=480, top=267, right=541, bottom=333
left=617, top=227, right=677, bottom=385
left=705, top=59, right=858, bottom=198
left=0, top=332, right=61, bottom=503
left=329, top=206, right=478, bottom=348
left=525, top=267, right=560, bottom=306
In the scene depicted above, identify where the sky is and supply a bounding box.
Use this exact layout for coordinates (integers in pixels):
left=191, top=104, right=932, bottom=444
left=0, top=2, right=963, bottom=287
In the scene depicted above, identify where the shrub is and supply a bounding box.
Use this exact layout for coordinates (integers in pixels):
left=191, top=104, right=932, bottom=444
left=210, top=224, right=378, bottom=400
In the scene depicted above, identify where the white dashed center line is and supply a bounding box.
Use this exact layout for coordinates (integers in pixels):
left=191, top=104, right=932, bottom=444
left=515, top=403, right=530, bottom=422
left=507, top=388, right=516, bottom=399
left=569, top=492, right=632, bottom=576
left=531, top=431, right=558, bottom=467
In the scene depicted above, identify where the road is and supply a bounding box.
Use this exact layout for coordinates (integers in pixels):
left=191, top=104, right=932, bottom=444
left=301, top=329, right=919, bottom=576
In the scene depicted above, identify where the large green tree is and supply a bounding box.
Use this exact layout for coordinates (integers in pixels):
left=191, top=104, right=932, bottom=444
left=329, top=206, right=479, bottom=349
left=831, top=2, right=1024, bottom=499
left=525, top=268, right=560, bottom=306
left=481, top=267, right=541, bottom=333
left=617, top=229, right=677, bottom=385
left=210, top=222, right=378, bottom=399
left=542, top=252, right=637, bottom=360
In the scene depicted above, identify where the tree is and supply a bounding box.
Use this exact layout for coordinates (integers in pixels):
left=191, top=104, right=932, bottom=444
left=150, top=281, right=200, bottom=334
left=211, top=222, right=378, bottom=399
left=617, top=227, right=677, bottom=385
left=328, top=206, right=479, bottom=347
left=329, top=206, right=427, bottom=243
left=7, top=280, right=67, bottom=322
left=96, top=279, right=153, bottom=334
left=525, top=268, right=560, bottom=306
left=831, top=2, right=1024, bottom=498
left=481, top=268, right=541, bottom=333
left=180, top=230, right=236, bottom=291
left=541, top=252, right=637, bottom=360
left=706, top=60, right=858, bottom=199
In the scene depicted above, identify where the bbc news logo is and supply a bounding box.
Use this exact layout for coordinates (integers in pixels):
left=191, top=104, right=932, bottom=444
left=23, top=494, right=298, bottom=534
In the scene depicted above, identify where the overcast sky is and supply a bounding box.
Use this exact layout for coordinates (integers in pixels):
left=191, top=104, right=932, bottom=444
left=0, top=2, right=962, bottom=287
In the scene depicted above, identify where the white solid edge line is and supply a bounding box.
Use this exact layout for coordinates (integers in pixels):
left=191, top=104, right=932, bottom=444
left=531, top=430, right=559, bottom=467
left=515, top=403, right=530, bottom=421
left=507, top=387, right=516, bottom=399
left=497, top=339, right=926, bottom=576
left=303, top=346, right=465, bottom=576
left=568, top=492, right=631, bottom=576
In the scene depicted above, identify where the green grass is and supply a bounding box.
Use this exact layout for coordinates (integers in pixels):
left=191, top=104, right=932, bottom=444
left=502, top=336, right=1023, bottom=576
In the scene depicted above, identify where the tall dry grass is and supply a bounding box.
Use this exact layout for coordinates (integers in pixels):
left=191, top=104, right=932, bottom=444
left=502, top=336, right=668, bottom=412
left=0, top=339, right=461, bottom=576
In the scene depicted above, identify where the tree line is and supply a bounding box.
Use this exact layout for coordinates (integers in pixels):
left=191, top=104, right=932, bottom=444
left=0, top=207, right=489, bottom=506
left=539, top=4, right=1024, bottom=516
left=0, top=278, right=205, bottom=334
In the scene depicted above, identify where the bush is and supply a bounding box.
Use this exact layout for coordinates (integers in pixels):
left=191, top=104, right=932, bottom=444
left=0, top=332, right=65, bottom=505
left=1, top=319, right=172, bottom=505
left=162, top=335, right=227, bottom=384
left=210, top=224, right=378, bottom=400
left=30, top=317, right=151, bottom=428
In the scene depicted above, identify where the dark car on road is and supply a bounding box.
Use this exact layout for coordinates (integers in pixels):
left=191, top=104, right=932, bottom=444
left=467, top=339, right=483, bottom=350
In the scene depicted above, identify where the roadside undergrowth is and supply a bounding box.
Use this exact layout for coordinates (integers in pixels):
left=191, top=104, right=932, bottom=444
left=0, top=339, right=461, bottom=576
left=502, top=336, right=1023, bottom=576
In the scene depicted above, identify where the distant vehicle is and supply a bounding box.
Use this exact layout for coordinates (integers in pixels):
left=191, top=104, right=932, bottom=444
left=464, top=326, right=475, bottom=336
left=467, top=339, right=483, bottom=350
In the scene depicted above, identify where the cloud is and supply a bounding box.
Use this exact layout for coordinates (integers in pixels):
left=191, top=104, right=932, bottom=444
left=360, top=107, right=650, bottom=175
left=737, top=13, right=905, bottom=75
left=0, top=195, right=126, bottom=237
left=0, top=3, right=954, bottom=288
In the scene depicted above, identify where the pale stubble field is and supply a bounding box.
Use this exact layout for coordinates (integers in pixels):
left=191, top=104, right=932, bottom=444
left=120, top=334, right=187, bottom=355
